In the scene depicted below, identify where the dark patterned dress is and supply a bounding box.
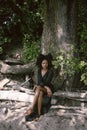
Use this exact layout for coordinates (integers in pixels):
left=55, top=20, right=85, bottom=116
left=37, top=68, right=54, bottom=93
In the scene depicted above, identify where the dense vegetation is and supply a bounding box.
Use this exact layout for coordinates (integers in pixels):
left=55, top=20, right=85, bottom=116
left=77, top=1, right=87, bottom=86
left=0, top=0, right=44, bottom=61
left=52, top=0, right=87, bottom=87
left=0, top=0, right=87, bottom=86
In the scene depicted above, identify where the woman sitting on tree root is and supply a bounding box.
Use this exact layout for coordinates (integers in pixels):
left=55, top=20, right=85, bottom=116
left=25, top=53, right=54, bottom=120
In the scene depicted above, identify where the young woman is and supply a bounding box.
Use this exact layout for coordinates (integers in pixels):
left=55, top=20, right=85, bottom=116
left=25, top=53, right=54, bottom=119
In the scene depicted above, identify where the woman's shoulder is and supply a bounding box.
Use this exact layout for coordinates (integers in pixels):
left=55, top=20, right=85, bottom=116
left=48, top=68, right=54, bottom=74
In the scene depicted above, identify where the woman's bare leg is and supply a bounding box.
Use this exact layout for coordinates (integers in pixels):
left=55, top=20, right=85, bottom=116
left=25, top=87, right=40, bottom=115
left=25, top=86, right=47, bottom=115
left=31, top=87, right=40, bottom=109
left=38, top=91, right=43, bottom=116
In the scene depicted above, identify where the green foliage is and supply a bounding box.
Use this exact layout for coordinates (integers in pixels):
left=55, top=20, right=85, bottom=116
left=79, top=61, right=87, bottom=85
left=22, top=0, right=44, bottom=40
left=0, top=0, right=23, bottom=49
left=22, top=34, right=41, bottom=63
left=0, top=47, right=3, bottom=54
left=77, top=1, right=87, bottom=60
left=0, top=0, right=43, bottom=58
left=80, top=25, right=87, bottom=60
left=77, top=1, right=87, bottom=85
left=53, top=48, right=79, bottom=78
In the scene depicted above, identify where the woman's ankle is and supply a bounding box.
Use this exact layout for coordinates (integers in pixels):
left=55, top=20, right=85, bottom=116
left=38, top=112, right=41, bottom=116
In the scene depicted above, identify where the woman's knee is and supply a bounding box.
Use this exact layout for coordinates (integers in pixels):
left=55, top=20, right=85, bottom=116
left=36, top=85, right=41, bottom=91
left=35, top=86, right=41, bottom=96
left=35, top=91, right=43, bottom=100
left=39, top=91, right=43, bottom=97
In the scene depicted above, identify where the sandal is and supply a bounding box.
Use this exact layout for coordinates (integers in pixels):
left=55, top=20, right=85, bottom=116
left=34, top=114, right=40, bottom=121
left=25, top=112, right=35, bottom=122
left=25, top=108, right=33, bottom=116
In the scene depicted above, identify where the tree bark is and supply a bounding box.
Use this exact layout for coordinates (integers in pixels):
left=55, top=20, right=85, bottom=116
left=41, top=0, right=77, bottom=90
left=41, top=0, right=76, bottom=54
left=0, top=60, right=35, bottom=75
left=54, top=91, right=87, bottom=99
left=0, top=90, right=34, bottom=103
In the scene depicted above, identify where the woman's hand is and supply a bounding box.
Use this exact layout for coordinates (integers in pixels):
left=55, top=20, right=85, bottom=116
left=45, top=86, right=52, bottom=97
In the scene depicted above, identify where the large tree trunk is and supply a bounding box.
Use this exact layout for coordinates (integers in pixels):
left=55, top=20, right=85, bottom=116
left=41, top=0, right=76, bottom=54
left=41, top=0, right=77, bottom=90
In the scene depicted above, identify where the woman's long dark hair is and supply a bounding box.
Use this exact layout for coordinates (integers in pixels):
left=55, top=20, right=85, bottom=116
left=36, top=53, right=53, bottom=69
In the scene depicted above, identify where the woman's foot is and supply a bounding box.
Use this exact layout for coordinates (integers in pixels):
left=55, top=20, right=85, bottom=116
left=34, top=114, right=40, bottom=121
left=25, top=108, right=33, bottom=116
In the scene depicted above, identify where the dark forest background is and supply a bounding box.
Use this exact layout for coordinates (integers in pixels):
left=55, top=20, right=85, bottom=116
left=0, top=0, right=87, bottom=89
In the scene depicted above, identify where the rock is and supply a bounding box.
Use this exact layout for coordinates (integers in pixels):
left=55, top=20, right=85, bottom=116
left=2, top=107, right=8, bottom=114
left=0, top=78, right=10, bottom=89
left=1, top=90, right=87, bottom=130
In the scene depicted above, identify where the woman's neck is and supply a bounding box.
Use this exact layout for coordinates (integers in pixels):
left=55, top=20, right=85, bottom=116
left=41, top=68, right=48, bottom=77
left=42, top=68, right=48, bottom=71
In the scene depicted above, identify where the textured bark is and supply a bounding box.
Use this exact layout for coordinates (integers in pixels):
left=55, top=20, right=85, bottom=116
left=41, top=0, right=76, bottom=54
left=0, top=60, right=35, bottom=75
left=53, top=91, right=87, bottom=99
left=41, top=0, right=77, bottom=90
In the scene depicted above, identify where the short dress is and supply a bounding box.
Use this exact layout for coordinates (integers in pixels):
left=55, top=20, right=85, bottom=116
left=37, top=68, right=54, bottom=93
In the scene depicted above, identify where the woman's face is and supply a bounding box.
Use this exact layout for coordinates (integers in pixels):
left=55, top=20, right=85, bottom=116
left=41, top=59, right=48, bottom=69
